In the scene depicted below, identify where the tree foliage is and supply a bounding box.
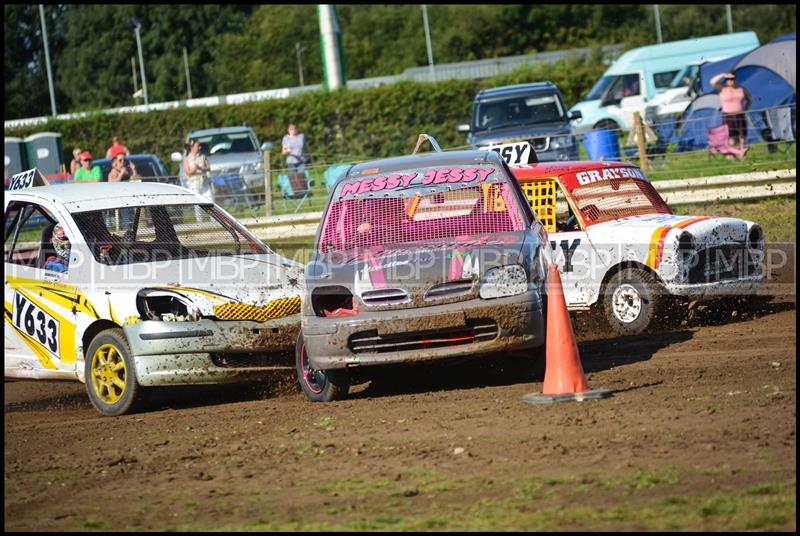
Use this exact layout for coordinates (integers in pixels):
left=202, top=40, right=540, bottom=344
left=4, top=4, right=796, bottom=120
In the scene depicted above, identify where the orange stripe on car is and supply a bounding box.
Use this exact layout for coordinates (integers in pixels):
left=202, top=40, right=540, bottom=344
left=674, top=216, right=710, bottom=229
left=647, top=217, right=711, bottom=269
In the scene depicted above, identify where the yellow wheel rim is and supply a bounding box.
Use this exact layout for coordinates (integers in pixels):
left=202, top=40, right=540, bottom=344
left=90, top=343, right=126, bottom=405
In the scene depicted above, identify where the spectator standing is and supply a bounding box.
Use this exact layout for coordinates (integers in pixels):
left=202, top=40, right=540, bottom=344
left=282, top=123, right=312, bottom=194
left=107, top=146, right=138, bottom=182
left=73, top=151, right=102, bottom=182
left=182, top=138, right=212, bottom=220
left=105, top=136, right=130, bottom=159
left=711, top=71, right=752, bottom=152
left=281, top=123, right=311, bottom=175
left=69, top=147, right=82, bottom=176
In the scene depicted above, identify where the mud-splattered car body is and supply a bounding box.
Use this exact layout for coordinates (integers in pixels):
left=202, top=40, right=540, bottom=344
left=4, top=174, right=303, bottom=415
left=298, top=149, right=550, bottom=400
left=510, top=161, right=764, bottom=335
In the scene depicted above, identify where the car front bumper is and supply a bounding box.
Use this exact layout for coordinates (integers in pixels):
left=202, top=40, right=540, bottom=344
left=123, top=314, right=300, bottom=386
left=665, top=275, right=763, bottom=298
left=302, top=290, right=545, bottom=370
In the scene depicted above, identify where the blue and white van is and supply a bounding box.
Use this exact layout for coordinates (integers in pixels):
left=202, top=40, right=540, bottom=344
left=569, top=32, right=760, bottom=134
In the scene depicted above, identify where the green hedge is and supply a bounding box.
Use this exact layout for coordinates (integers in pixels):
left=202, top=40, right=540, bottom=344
left=4, top=56, right=606, bottom=173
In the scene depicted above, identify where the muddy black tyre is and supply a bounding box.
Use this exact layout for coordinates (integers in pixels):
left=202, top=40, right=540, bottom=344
left=601, top=267, right=664, bottom=336
left=295, top=331, right=350, bottom=402
left=85, top=328, right=145, bottom=417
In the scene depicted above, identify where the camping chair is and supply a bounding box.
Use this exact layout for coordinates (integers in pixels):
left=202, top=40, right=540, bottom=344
left=707, top=124, right=748, bottom=160
left=211, top=173, right=254, bottom=210
left=277, top=171, right=312, bottom=213
left=323, top=164, right=350, bottom=191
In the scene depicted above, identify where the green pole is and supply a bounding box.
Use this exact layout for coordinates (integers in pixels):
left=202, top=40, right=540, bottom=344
left=318, top=4, right=346, bottom=91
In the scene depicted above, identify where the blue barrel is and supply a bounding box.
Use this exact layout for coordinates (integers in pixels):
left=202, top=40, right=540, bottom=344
left=583, top=128, right=621, bottom=161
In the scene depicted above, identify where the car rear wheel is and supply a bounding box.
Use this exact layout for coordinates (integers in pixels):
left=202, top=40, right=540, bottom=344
left=295, top=331, right=350, bottom=402
left=85, top=328, right=145, bottom=416
left=601, top=267, right=663, bottom=336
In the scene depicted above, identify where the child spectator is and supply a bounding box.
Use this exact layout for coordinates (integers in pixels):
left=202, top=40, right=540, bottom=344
left=73, top=151, right=102, bottom=182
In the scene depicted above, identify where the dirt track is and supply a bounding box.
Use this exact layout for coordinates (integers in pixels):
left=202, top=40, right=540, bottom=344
left=4, top=291, right=795, bottom=531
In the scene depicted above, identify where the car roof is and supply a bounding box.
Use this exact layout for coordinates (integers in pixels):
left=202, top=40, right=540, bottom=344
left=93, top=153, right=162, bottom=165
left=512, top=160, right=643, bottom=178
left=10, top=182, right=202, bottom=210
left=337, top=149, right=499, bottom=187
left=187, top=126, right=255, bottom=138
left=512, top=161, right=651, bottom=194
left=476, top=82, right=559, bottom=100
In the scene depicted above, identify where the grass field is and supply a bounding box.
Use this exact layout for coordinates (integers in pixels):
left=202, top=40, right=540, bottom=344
left=219, top=139, right=795, bottom=220
left=674, top=195, right=796, bottom=242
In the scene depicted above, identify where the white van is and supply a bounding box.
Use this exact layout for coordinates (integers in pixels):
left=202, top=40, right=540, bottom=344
left=569, top=32, right=760, bottom=134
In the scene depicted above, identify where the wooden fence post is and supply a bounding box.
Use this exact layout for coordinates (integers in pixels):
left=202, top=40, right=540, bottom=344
left=633, top=111, right=649, bottom=173
left=263, top=148, right=272, bottom=216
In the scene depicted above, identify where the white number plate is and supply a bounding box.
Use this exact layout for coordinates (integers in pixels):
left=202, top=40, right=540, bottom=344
left=13, top=291, right=60, bottom=357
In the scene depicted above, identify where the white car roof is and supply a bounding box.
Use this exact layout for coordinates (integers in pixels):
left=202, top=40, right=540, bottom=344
left=10, top=182, right=208, bottom=213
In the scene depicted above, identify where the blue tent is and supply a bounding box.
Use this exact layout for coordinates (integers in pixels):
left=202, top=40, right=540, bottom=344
left=677, top=33, right=796, bottom=152
left=698, top=52, right=749, bottom=95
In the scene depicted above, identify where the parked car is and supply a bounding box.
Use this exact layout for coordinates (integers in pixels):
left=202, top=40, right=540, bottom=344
left=172, top=126, right=271, bottom=196
left=569, top=31, right=759, bottom=134
left=297, top=141, right=550, bottom=402
left=457, top=82, right=581, bottom=162
left=510, top=160, right=764, bottom=335
left=92, top=153, right=178, bottom=185
left=4, top=169, right=304, bottom=416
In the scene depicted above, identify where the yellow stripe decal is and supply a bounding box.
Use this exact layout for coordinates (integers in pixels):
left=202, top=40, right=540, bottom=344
left=5, top=275, right=100, bottom=319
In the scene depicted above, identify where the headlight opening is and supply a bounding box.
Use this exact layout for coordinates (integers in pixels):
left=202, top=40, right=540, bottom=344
left=479, top=265, right=528, bottom=299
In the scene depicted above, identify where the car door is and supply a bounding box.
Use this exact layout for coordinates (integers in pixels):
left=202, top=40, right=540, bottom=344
left=600, top=72, right=646, bottom=130
left=547, top=183, right=598, bottom=308
left=4, top=198, right=82, bottom=380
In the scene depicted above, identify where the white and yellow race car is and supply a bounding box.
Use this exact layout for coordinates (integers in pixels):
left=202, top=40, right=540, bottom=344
left=5, top=169, right=303, bottom=416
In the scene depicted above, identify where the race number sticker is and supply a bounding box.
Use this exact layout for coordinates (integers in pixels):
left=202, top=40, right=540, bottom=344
left=7, top=168, right=48, bottom=190
left=479, top=142, right=535, bottom=165
left=13, top=291, right=60, bottom=357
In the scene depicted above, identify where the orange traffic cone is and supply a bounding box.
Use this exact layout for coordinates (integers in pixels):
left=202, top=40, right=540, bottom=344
left=522, top=264, right=611, bottom=404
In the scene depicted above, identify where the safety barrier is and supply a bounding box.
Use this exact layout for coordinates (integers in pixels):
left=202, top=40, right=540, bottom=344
left=233, top=167, right=796, bottom=243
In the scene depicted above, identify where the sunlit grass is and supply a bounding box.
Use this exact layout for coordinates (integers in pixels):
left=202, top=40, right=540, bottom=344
left=192, top=474, right=795, bottom=532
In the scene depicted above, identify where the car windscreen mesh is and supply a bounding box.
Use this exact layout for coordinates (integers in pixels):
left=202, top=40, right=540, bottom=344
left=570, top=179, right=672, bottom=225
left=320, top=177, right=525, bottom=254
left=73, top=204, right=268, bottom=265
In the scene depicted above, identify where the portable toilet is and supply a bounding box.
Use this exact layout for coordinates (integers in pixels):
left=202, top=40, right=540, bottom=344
left=24, top=132, right=63, bottom=175
left=4, top=137, right=28, bottom=180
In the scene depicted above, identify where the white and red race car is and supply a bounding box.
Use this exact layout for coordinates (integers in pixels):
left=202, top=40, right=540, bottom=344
left=510, top=159, right=764, bottom=335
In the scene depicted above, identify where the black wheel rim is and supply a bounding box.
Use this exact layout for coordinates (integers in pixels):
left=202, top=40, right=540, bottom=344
left=300, top=343, right=325, bottom=394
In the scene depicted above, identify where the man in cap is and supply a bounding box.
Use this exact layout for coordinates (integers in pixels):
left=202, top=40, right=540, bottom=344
left=44, top=223, right=71, bottom=273
left=73, top=150, right=102, bottom=182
